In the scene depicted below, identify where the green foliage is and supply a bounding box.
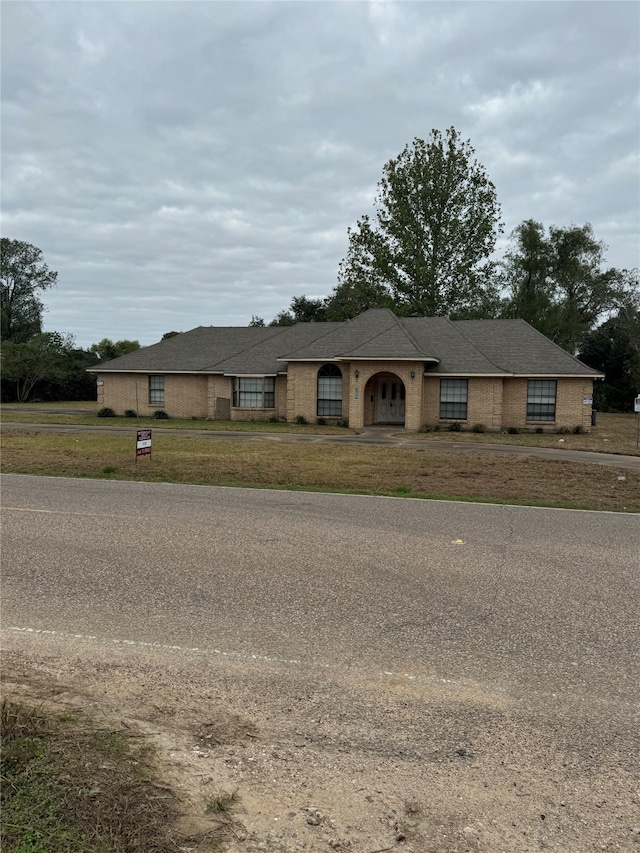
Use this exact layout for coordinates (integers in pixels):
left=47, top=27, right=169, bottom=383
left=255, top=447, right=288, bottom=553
left=327, top=128, right=503, bottom=320
left=1, top=239, right=57, bottom=343
left=579, top=296, right=640, bottom=412
left=88, top=338, right=141, bottom=363
left=248, top=315, right=266, bottom=327
left=101, top=465, right=117, bottom=474
left=448, top=421, right=462, bottom=432
left=573, top=425, right=585, bottom=434
left=1, top=332, right=74, bottom=402
left=472, top=423, right=486, bottom=433
left=124, top=409, right=137, bottom=418
left=507, top=426, right=520, bottom=434
left=268, top=295, right=327, bottom=326
left=295, top=414, right=307, bottom=424
left=97, top=407, right=115, bottom=418
left=501, top=221, right=635, bottom=354
left=153, top=409, right=169, bottom=419
left=556, top=426, right=571, bottom=434
left=160, top=330, right=180, bottom=339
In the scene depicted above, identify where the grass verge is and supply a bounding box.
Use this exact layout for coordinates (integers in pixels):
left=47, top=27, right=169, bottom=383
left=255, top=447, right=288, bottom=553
left=1, top=429, right=637, bottom=512
left=0, top=700, right=228, bottom=852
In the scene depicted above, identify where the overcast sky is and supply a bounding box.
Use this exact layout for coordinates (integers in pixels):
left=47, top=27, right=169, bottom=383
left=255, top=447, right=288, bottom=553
left=2, top=1, right=638, bottom=348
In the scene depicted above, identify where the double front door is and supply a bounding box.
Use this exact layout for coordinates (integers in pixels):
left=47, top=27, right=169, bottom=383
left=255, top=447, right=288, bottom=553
left=377, top=378, right=405, bottom=424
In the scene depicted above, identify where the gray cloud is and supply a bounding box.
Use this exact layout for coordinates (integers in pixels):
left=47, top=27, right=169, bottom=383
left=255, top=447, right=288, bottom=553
left=2, top=1, right=638, bottom=347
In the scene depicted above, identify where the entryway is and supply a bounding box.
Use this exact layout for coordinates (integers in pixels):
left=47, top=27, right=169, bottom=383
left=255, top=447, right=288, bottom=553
left=376, top=375, right=405, bottom=425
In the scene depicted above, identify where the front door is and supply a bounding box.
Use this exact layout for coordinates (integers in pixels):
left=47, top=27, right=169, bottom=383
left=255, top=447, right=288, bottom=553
left=377, top=378, right=405, bottom=424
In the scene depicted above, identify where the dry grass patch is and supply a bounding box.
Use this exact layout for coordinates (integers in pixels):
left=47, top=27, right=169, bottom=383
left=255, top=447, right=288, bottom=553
left=1, top=429, right=637, bottom=512
left=0, top=700, right=226, bottom=852
left=410, top=412, right=640, bottom=456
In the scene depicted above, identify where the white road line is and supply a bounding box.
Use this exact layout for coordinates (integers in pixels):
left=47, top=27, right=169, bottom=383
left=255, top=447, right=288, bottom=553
left=2, top=625, right=442, bottom=686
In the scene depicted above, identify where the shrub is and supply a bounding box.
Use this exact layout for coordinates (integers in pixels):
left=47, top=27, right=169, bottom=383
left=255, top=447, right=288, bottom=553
left=419, top=423, right=433, bottom=433
left=448, top=422, right=462, bottom=432
left=338, top=418, right=349, bottom=428
left=316, top=417, right=326, bottom=425
left=573, top=425, right=585, bottom=434
left=295, top=415, right=307, bottom=425
left=556, top=426, right=571, bottom=434
left=535, top=427, right=544, bottom=434
left=269, top=416, right=279, bottom=423
left=124, top=409, right=137, bottom=418
left=507, top=426, right=519, bottom=434
left=471, top=423, right=486, bottom=433
left=153, top=409, right=169, bottom=419
left=97, top=407, right=115, bottom=418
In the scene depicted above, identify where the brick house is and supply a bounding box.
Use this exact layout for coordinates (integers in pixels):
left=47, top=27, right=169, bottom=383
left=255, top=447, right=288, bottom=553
left=91, top=309, right=603, bottom=432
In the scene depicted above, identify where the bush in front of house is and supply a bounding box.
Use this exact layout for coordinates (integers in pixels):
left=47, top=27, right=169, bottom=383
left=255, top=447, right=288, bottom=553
left=153, top=410, right=170, bottom=419
left=97, top=407, right=115, bottom=418
left=471, top=423, right=486, bottom=433
left=124, top=409, right=137, bottom=418
left=448, top=422, right=462, bottom=432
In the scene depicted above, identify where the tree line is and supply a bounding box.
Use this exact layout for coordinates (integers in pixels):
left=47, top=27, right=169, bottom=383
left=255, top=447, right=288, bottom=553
left=0, top=239, right=145, bottom=401
left=2, top=128, right=638, bottom=409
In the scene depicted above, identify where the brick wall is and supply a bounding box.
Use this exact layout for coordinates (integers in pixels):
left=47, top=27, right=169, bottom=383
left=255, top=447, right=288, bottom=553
left=99, top=369, right=596, bottom=431
left=502, top=377, right=595, bottom=431
left=99, top=373, right=209, bottom=418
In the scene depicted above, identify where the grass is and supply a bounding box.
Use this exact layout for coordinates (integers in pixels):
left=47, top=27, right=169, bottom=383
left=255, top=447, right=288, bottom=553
left=1, top=402, right=353, bottom=435
left=410, top=411, right=640, bottom=457
left=1, top=428, right=637, bottom=512
left=0, top=700, right=225, bottom=852
left=2, top=403, right=637, bottom=454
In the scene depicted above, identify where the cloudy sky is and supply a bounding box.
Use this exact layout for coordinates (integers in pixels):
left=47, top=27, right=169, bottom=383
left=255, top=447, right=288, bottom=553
left=2, top=1, right=638, bottom=348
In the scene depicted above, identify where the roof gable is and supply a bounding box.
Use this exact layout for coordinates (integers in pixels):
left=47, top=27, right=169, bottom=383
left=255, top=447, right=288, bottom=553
left=279, top=309, right=438, bottom=362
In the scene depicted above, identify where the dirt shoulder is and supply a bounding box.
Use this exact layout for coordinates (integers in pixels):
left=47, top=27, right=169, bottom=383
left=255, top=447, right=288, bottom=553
left=3, top=631, right=638, bottom=853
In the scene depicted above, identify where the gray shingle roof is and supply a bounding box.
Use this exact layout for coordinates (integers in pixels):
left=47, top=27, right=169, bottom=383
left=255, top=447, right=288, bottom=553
left=91, top=311, right=603, bottom=377
left=279, top=309, right=438, bottom=361
left=454, top=319, right=603, bottom=376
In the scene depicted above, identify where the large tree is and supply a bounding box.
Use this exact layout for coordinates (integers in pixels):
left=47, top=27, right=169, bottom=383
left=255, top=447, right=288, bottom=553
left=579, top=294, right=640, bottom=412
left=1, top=239, right=58, bottom=343
left=88, top=338, right=140, bottom=362
left=1, top=332, right=73, bottom=401
left=268, top=295, right=328, bottom=326
left=326, top=128, right=503, bottom=319
left=501, top=222, right=636, bottom=354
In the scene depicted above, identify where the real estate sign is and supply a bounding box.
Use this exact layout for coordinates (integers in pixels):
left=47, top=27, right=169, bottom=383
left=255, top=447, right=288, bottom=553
left=136, top=429, right=152, bottom=460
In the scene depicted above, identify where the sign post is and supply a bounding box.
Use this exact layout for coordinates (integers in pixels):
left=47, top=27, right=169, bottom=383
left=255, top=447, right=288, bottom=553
left=136, top=429, right=152, bottom=462
left=634, top=396, right=640, bottom=449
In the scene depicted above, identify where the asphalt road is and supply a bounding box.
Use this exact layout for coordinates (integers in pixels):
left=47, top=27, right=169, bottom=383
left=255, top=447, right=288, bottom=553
left=2, top=473, right=638, bottom=705
left=2, top=474, right=639, bottom=851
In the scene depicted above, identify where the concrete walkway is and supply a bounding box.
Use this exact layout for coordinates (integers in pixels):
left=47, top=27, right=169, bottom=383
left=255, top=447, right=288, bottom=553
left=2, top=419, right=639, bottom=469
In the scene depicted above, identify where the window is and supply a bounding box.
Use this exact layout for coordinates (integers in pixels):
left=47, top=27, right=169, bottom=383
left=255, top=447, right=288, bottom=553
left=440, top=379, right=468, bottom=420
left=149, top=375, right=165, bottom=405
left=233, top=377, right=275, bottom=408
left=527, top=379, right=556, bottom=421
left=317, top=364, right=342, bottom=417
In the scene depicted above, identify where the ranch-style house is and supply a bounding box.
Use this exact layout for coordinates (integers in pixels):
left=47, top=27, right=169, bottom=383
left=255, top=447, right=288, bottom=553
left=92, top=308, right=603, bottom=432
